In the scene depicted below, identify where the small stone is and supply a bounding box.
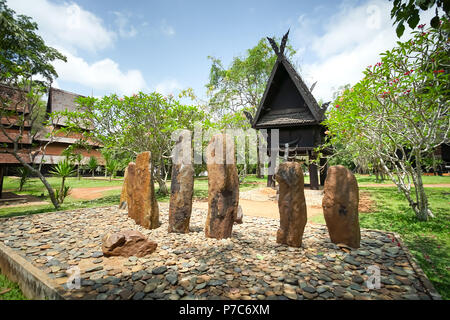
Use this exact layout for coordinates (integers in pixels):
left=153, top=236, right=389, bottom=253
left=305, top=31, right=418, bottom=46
left=85, top=266, right=103, bottom=273
left=166, top=273, right=178, bottom=285
left=144, top=283, right=158, bottom=293
left=133, top=292, right=145, bottom=300
left=302, top=291, right=318, bottom=299
left=317, top=286, right=330, bottom=294
left=91, top=251, right=103, bottom=258
left=152, top=266, right=168, bottom=275
left=352, top=275, right=364, bottom=284
left=343, top=292, right=354, bottom=300
left=303, top=286, right=316, bottom=294
left=96, top=293, right=108, bottom=300
left=344, top=255, right=361, bottom=266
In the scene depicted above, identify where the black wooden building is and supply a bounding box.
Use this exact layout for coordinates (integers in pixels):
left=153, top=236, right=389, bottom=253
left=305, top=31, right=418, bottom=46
left=251, top=31, right=329, bottom=189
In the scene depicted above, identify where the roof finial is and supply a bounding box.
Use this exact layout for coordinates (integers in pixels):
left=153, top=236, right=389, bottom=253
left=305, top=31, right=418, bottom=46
left=266, top=37, right=279, bottom=56
left=267, top=29, right=290, bottom=57
left=280, top=29, right=289, bottom=55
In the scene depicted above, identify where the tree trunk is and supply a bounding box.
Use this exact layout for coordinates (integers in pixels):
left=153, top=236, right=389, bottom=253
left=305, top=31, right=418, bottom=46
left=92, top=170, right=95, bottom=178
left=154, top=171, right=168, bottom=195
left=256, top=134, right=263, bottom=178
left=13, top=154, right=60, bottom=209
left=413, top=152, right=431, bottom=221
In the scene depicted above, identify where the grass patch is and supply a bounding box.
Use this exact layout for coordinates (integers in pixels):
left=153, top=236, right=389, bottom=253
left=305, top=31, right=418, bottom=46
left=0, top=274, right=27, bottom=300
left=355, top=174, right=450, bottom=185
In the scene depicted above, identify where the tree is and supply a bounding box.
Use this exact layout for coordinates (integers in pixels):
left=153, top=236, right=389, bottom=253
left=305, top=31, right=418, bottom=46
left=206, top=36, right=297, bottom=178
left=74, top=92, right=209, bottom=195
left=322, top=19, right=449, bottom=221
left=15, top=166, right=29, bottom=191
left=50, top=159, right=75, bottom=204
left=0, top=0, right=66, bottom=209
left=390, top=0, right=449, bottom=37
left=87, top=156, right=98, bottom=177
left=62, top=145, right=83, bottom=180
left=105, top=157, right=119, bottom=182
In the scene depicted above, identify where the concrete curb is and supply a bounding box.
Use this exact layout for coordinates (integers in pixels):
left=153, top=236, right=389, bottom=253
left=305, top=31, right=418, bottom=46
left=0, top=242, right=65, bottom=300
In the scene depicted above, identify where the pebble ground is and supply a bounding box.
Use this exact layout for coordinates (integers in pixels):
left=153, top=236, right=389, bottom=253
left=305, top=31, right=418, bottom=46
left=0, top=203, right=437, bottom=300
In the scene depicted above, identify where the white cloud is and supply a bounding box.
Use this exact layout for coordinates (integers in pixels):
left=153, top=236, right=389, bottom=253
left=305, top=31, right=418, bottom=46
left=53, top=48, right=147, bottom=95
left=8, top=0, right=149, bottom=96
left=8, top=0, right=116, bottom=53
left=113, top=11, right=137, bottom=38
left=295, top=0, right=436, bottom=102
left=155, top=79, right=182, bottom=95
left=160, top=19, right=175, bottom=36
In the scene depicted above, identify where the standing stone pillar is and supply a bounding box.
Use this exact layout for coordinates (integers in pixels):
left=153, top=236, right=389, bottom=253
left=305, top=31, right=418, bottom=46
left=205, top=133, right=239, bottom=239
left=169, top=131, right=194, bottom=233
left=119, top=166, right=129, bottom=209
left=275, top=162, right=307, bottom=247
left=126, top=151, right=160, bottom=229
left=322, top=165, right=360, bottom=248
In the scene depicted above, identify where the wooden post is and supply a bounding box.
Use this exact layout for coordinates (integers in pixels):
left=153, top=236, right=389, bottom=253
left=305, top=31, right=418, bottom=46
left=267, top=149, right=276, bottom=188
left=309, top=162, right=319, bottom=190
left=320, top=158, right=327, bottom=186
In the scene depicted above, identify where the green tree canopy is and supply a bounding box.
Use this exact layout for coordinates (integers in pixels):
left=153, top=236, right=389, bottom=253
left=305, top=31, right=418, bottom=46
left=323, top=18, right=450, bottom=221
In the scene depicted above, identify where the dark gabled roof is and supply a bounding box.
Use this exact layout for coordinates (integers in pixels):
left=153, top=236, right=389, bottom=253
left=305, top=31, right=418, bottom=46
left=252, top=49, right=325, bottom=129
left=47, top=87, right=92, bottom=129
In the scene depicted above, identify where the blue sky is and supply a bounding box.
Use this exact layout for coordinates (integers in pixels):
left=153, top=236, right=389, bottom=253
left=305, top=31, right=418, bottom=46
left=8, top=0, right=434, bottom=102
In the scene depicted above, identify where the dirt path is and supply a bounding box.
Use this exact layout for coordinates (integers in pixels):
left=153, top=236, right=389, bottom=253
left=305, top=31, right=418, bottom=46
left=69, top=186, right=123, bottom=200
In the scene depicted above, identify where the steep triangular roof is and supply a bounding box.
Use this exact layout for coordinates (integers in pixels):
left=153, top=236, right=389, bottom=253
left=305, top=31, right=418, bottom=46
left=252, top=39, right=325, bottom=129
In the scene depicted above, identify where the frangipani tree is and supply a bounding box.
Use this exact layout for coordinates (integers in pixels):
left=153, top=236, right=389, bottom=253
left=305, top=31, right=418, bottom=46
left=323, top=19, right=449, bottom=221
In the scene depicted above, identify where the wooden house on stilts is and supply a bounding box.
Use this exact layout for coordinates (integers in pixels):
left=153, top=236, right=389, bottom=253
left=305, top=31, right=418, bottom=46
left=251, top=31, right=329, bottom=189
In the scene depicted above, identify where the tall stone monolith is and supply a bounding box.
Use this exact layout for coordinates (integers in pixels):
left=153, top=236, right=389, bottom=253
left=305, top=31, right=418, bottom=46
left=126, top=151, right=160, bottom=229
left=205, top=133, right=239, bottom=239
left=168, top=131, right=194, bottom=233
left=322, top=165, right=360, bottom=248
left=275, top=161, right=307, bottom=247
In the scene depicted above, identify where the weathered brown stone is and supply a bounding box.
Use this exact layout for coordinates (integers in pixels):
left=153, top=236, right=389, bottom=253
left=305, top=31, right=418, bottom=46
left=102, top=230, right=157, bottom=257
left=168, top=132, right=194, bottom=233
left=322, top=165, right=360, bottom=248
left=126, top=152, right=160, bottom=229
left=235, top=205, right=243, bottom=224
left=205, top=133, right=239, bottom=239
left=275, top=161, right=307, bottom=247
left=119, top=166, right=129, bottom=210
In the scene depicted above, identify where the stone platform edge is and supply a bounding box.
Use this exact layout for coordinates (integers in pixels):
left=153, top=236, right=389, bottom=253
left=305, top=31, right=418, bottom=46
left=0, top=241, right=65, bottom=300
left=390, top=231, right=442, bottom=300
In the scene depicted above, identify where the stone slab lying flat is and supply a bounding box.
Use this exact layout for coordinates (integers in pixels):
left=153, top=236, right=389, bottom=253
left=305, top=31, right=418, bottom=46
left=0, top=204, right=441, bottom=300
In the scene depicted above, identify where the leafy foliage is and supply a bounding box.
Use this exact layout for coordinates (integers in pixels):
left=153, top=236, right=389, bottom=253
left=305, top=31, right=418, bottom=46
left=50, top=159, right=75, bottom=204
left=0, top=0, right=66, bottom=209
left=323, top=19, right=450, bottom=221
left=72, top=92, right=209, bottom=194
left=390, top=0, right=450, bottom=37
left=15, top=166, right=30, bottom=192
left=87, top=156, right=98, bottom=177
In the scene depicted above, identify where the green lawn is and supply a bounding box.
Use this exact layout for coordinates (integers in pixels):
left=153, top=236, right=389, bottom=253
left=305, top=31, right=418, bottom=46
left=355, top=174, right=450, bottom=185
left=0, top=274, right=27, bottom=300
